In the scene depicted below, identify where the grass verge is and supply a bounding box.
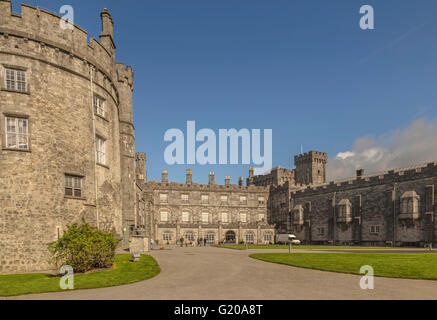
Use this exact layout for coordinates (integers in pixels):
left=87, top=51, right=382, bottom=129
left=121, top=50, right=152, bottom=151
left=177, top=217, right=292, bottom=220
left=250, top=252, right=437, bottom=280
left=216, top=244, right=412, bottom=250
left=0, top=254, right=160, bottom=297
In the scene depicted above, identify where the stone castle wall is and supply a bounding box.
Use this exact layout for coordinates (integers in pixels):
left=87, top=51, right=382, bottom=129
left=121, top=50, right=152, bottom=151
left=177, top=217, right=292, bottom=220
left=0, top=1, right=136, bottom=273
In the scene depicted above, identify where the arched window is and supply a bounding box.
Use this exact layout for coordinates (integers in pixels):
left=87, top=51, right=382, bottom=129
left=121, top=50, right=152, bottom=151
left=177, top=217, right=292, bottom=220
left=221, top=212, right=229, bottom=223
left=225, top=231, right=236, bottom=243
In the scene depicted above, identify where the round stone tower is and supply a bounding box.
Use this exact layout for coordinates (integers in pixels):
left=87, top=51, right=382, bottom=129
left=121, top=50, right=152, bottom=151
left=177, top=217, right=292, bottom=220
left=0, top=1, right=136, bottom=273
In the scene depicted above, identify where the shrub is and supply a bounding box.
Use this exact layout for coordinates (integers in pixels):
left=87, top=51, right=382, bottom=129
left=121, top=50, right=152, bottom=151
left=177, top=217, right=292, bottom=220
left=48, top=220, right=118, bottom=273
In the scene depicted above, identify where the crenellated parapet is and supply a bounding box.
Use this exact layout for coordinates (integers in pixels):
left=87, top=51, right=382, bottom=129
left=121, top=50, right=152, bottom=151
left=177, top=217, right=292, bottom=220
left=0, top=1, right=130, bottom=112
left=292, top=161, right=437, bottom=197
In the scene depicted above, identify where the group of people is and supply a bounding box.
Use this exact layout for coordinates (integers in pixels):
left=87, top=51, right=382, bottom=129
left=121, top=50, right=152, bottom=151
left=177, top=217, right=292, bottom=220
left=178, top=237, right=208, bottom=247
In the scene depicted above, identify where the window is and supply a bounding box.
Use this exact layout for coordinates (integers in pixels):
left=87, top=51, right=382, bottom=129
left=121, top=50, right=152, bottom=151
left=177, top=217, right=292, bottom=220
left=220, top=195, right=228, bottom=204
left=258, top=214, right=265, bottom=222
left=93, top=95, right=106, bottom=118
left=245, top=232, right=254, bottom=244
left=201, top=195, right=209, bottom=204
left=185, top=232, right=194, bottom=241
left=317, top=227, right=325, bottom=236
left=240, top=196, right=247, bottom=205
left=201, top=212, right=209, bottom=223
left=182, top=211, right=190, bottom=222
left=258, top=197, right=265, bottom=205
left=160, top=194, right=168, bottom=203
left=221, top=212, right=229, bottom=223
left=5, top=117, right=29, bottom=150
left=206, top=232, right=215, bottom=244
left=370, top=226, right=380, bottom=235
left=65, top=175, right=83, bottom=198
left=163, top=232, right=172, bottom=241
left=264, top=233, right=273, bottom=242
left=240, top=213, right=247, bottom=223
left=181, top=194, right=189, bottom=203
left=160, top=211, right=168, bottom=222
left=95, top=136, right=106, bottom=165
left=400, top=191, right=420, bottom=219
left=293, top=205, right=304, bottom=225
left=5, top=68, right=27, bottom=92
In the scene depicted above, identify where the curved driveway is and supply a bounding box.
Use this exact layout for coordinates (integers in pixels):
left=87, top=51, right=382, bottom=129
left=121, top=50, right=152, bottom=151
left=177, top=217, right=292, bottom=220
left=7, top=246, right=437, bottom=300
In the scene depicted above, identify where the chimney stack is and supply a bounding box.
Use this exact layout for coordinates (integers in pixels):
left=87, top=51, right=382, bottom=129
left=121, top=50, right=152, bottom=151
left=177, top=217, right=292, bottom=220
left=239, top=176, right=244, bottom=187
left=186, top=169, right=192, bottom=185
left=225, top=176, right=231, bottom=186
left=162, top=170, right=168, bottom=183
left=209, top=171, right=215, bottom=185
left=100, top=8, right=115, bottom=58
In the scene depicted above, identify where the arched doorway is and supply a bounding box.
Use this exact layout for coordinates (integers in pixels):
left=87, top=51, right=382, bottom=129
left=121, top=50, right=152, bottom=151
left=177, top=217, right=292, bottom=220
left=225, top=231, right=236, bottom=244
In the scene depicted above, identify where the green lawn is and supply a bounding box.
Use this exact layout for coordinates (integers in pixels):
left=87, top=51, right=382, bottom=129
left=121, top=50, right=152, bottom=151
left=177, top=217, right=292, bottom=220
left=0, top=254, right=160, bottom=297
left=250, top=253, right=437, bottom=280
left=217, top=244, right=411, bottom=250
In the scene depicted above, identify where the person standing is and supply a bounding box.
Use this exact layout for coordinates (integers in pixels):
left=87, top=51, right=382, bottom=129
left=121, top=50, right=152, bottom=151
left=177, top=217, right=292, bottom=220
left=180, top=237, right=184, bottom=247
left=150, top=239, right=154, bottom=250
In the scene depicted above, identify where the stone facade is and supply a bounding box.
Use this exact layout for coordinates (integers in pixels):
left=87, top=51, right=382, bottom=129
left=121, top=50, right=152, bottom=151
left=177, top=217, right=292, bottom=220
left=249, top=150, right=437, bottom=247
left=0, top=2, right=139, bottom=273
left=140, top=170, right=275, bottom=245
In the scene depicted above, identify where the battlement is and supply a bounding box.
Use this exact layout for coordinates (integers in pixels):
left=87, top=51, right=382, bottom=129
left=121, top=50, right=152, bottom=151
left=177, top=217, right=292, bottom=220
left=135, top=152, right=146, bottom=161
left=292, top=161, right=437, bottom=196
left=116, top=63, right=134, bottom=90
left=0, top=2, right=120, bottom=82
left=294, top=151, right=328, bottom=164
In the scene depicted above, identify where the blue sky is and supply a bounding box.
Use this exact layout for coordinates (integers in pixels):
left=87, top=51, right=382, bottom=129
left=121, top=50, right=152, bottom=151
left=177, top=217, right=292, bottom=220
left=12, top=0, right=437, bottom=183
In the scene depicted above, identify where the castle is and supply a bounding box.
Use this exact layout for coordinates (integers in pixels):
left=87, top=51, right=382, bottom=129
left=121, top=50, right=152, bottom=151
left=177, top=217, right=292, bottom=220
left=1, top=2, right=436, bottom=275
left=248, top=151, right=437, bottom=247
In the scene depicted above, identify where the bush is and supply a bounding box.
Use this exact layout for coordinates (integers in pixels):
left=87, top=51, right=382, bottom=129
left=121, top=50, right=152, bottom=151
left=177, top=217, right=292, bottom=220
left=48, top=220, right=118, bottom=273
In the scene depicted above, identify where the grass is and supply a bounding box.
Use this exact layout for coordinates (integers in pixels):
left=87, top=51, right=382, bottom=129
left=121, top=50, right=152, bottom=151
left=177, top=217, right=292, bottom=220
left=216, top=244, right=411, bottom=250
left=0, top=254, right=160, bottom=297
left=250, top=252, right=437, bottom=280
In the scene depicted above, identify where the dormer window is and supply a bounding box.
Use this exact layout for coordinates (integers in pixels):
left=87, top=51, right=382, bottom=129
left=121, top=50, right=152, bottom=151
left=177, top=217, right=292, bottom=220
left=400, top=191, right=420, bottom=220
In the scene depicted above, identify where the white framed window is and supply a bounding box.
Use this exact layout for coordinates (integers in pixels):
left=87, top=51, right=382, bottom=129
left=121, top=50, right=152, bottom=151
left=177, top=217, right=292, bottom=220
left=240, top=196, right=247, bottom=205
left=95, top=136, right=106, bottom=165
left=258, top=214, right=265, bottom=221
left=221, top=212, right=229, bottom=223
left=317, top=227, right=325, bottom=236
left=93, top=94, right=106, bottom=118
left=182, top=211, right=190, bottom=222
left=258, top=197, right=265, bottom=205
left=65, top=175, right=83, bottom=198
left=245, top=232, right=254, bottom=244
left=201, top=194, right=209, bottom=204
left=181, top=194, right=189, bottom=203
left=206, top=232, right=215, bottom=244
left=220, top=195, right=228, bottom=204
left=370, top=226, right=380, bottom=235
left=5, top=117, right=29, bottom=150
left=160, top=193, right=168, bottom=203
left=5, top=68, right=27, bottom=92
left=201, top=212, right=209, bottom=223
left=163, top=232, right=172, bottom=241
left=160, top=211, right=168, bottom=222
left=240, top=213, right=247, bottom=223
left=264, top=233, right=273, bottom=242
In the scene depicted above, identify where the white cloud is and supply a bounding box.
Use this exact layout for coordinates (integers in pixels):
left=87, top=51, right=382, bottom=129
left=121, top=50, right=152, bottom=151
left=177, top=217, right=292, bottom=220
left=326, top=119, right=437, bottom=181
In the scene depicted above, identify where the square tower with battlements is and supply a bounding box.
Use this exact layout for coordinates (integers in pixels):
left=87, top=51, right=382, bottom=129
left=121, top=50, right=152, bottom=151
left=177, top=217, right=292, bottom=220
left=294, top=151, right=327, bottom=185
